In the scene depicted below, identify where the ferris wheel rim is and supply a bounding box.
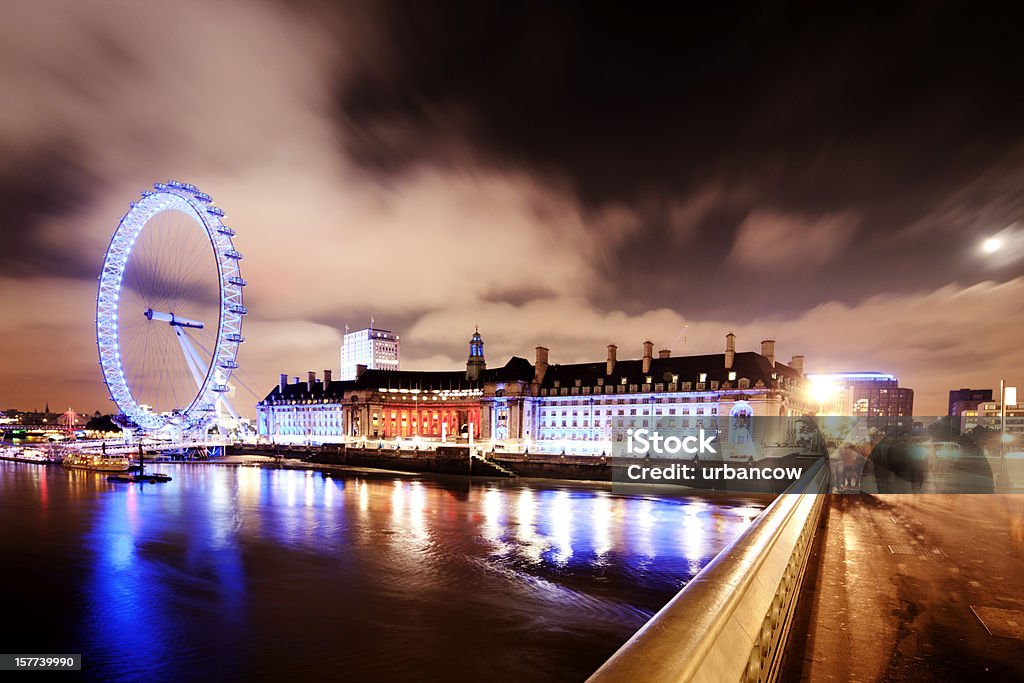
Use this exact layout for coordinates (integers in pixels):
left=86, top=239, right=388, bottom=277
left=95, top=181, right=245, bottom=432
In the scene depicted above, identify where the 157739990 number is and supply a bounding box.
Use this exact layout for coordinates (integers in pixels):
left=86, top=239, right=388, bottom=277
left=1, top=654, right=81, bottom=670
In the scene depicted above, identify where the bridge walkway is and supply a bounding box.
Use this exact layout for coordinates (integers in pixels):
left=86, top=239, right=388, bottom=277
left=782, top=490, right=1024, bottom=681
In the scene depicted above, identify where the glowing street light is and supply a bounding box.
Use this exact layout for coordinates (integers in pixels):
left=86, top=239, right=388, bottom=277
left=996, top=379, right=1015, bottom=492
left=806, top=375, right=839, bottom=410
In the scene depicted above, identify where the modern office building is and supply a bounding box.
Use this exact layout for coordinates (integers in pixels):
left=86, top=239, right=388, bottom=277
left=948, top=388, right=993, bottom=417
left=960, top=387, right=1024, bottom=437
left=805, top=372, right=914, bottom=418
left=259, top=331, right=814, bottom=458
left=339, top=327, right=400, bottom=380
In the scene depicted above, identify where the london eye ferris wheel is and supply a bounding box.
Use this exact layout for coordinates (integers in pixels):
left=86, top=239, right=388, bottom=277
left=96, top=181, right=247, bottom=435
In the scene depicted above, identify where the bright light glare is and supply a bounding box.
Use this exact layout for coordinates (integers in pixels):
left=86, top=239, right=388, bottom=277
left=807, top=376, right=838, bottom=405
left=982, top=237, right=1003, bottom=254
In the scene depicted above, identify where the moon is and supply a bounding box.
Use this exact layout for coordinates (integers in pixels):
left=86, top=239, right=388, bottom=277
left=982, top=237, right=1003, bottom=254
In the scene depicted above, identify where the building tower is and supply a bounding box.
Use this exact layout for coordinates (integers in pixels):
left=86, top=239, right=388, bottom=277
left=339, top=326, right=400, bottom=380
left=466, top=327, right=486, bottom=381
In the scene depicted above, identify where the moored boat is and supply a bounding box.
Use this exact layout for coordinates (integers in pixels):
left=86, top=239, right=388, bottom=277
left=62, top=452, right=131, bottom=472
left=107, top=472, right=172, bottom=483
left=0, top=446, right=59, bottom=465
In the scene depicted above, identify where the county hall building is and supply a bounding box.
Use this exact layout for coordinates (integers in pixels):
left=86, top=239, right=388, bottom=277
left=257, top=330, right=814, bottom=457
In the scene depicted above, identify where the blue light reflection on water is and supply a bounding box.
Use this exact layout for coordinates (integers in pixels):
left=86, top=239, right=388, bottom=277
left=0, top=462, right=764, bottom=682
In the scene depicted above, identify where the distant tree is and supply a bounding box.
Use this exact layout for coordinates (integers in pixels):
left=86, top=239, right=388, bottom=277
left=927, top=415, right=960, bottom=441
left=960, top=425, right=998, bottom=456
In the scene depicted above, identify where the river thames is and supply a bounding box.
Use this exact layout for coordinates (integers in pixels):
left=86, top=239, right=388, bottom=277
left=0, top=461, right=765, bottom=682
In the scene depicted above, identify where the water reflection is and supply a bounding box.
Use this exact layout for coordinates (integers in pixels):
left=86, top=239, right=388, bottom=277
left=0, top=462, right=764, bottom=682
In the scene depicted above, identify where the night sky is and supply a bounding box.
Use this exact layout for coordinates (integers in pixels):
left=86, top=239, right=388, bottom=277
left=1, top=1, right=1023, bottom=415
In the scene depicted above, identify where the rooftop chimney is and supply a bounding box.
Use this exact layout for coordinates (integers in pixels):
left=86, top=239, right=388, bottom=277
left=658, top=348, right=671, bottom=359
left=535, top=346, right=549, bottom=384
left=761, top=339, right=776, bottom=367
left=356, top=364, right=367, bottom=378
left=724, top=332, right=736, bottom=369
left=293, top=376, right=300, bottom=384
left=279, top=373, right=287, bottom=393
left=323, top=369, right=332, bottom=384
left=790, top=355, right=804, bottom=375
left=606, top=344, right=617, bottom=376
left=642, top=340, right=654, bottom=374
left=308, top=371, right=316, bottom=387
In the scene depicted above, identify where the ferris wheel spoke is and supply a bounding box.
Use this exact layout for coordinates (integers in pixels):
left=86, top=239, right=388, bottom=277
left=134, top=325, right=154, bottom=407
left=163, top=331, right=184, bottom=412
left=171, top=251, right=208, bottom=316
left=149, top=332, right=167, bottom=413
left=164, top=333, right=184, bottom=414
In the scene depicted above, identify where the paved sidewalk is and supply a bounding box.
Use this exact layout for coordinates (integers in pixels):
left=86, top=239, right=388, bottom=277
left=784, top=493, right=1024, bottom=681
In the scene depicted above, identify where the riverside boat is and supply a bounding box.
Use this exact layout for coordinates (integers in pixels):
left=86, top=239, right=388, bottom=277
left=0, top=446, right=57, bottom=465
left=61, top=452, right=131, bottom=472
left=106, top=448, right=171, bottom=483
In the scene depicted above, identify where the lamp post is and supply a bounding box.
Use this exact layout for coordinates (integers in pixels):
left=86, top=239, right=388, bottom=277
left=998, top=379, right=1010, bottom=491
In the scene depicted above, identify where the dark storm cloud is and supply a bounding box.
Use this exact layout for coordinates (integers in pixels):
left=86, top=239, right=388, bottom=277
left=340, top=2, right=1023, bottom=205
left=337, top=1, right=1024, bottom=313
left=0, top=142, right=102, bottom=278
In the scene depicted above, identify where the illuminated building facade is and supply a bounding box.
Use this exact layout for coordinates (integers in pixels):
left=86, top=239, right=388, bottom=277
left=259, top=331, right=533, bottom=444
left=340, top=327, right=400, bottom=381
left=259, top=331, right=813, bottom=455
left=480, top=335, right=812, bottom=457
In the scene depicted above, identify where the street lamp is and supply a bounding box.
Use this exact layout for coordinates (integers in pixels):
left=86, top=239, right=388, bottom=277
left=997, top=379, right=1012, bottom=491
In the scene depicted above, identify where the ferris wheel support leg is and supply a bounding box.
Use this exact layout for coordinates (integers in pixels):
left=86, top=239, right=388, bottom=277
left=217, top=395, right=240, bottom=421
left=175, top=328, right=208, bottom=392
left=175, top=327, right=241, bottom=432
